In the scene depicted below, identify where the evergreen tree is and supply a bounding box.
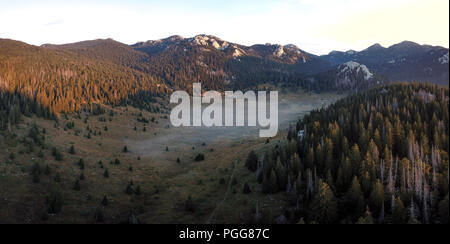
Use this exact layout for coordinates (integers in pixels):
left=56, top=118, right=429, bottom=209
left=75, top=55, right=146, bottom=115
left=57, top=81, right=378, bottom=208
left=94, top=208, right=104, bottom=222
left=392, top=197, right=406, bottom=224
left=9, top=152, right=15, bottom=160
left=125, top=184, right=134, bottom=195
left=44, top=164, right=51, bottom=175
left=78, top=159, right=85, bottom=170
left=135, top=186, right=141, bottom=196
left=309, top=180, right=337, bottom=224
left=245, top=150, right=259, bottom=172
left=356, top=207, right=374, bottom=224
left=69, top=145, right=76, bottom=155
left=345, top=176, right=365, bottom=219
left=73, top=180, right=81, bottom=191
left=243, top=182, right=252, bottom=194
left=439, top=194, right=449, bottom=224
left=369, top=179, right=384, bottom=215
left=349, top=144, right=361, bottom=176
left=52, top=147, right=63, bottom=161
left=46, top=190, right=63, bottom=214
left=194, top=153, right=205, bottom=162
left=185, top=195, right=196, bottom=213
left=31, top=162, right=42, bottom=183
left=101, top=195, right=108, bottom=206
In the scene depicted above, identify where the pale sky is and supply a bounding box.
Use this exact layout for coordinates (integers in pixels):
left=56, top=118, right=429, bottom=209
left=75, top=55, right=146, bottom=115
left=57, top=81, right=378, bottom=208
left=0, top=0, right=448, bottom=55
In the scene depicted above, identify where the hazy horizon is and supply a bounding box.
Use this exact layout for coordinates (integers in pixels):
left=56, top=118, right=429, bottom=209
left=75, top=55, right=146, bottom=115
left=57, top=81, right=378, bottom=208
left=0, top=0, right=449, bottom=55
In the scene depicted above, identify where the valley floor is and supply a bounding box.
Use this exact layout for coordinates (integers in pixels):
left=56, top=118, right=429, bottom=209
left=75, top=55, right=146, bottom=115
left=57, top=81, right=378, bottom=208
left=0, top=90, right=344, bottom=224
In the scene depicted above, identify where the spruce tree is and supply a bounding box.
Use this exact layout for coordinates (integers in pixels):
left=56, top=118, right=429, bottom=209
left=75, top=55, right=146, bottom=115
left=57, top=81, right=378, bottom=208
left=310, top=180, right=338, bottom=224
left=345, top=176, right=365, bottom=219
left=94, top=208, right=104, bottom=222
left=135, top=186, right=141, bottom=196
left=185, top=195, right=195, bottom=213
left=439, top=194, right=449, bottom=224
left=78, top=159, right=85, bottom=170
left=356, top=207, right=374, bottom=224
left=9, top=152, right=15, bottom=160
left=69, top=145, right=76, bottom=155
left=101, top=195, right=108, bottom=206
left=125, top=184, right=134, bottom=195
left=44, top=164, right=51, bottom=175
left=245, top=151, right=258, bottom=172
left=243, top=182, right=252, bottom=194
left=392, top=197, right=406, bottom=224
left=369, top=179, right=385, bottom=215
left=47, top=190, right=63, bottom=214
left=73, top=180, right=81, bottom=191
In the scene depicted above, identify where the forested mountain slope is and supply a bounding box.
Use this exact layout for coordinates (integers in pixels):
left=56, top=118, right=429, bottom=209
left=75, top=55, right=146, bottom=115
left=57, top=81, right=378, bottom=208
left=247, top=83, right=449, bottom=224
left=322, top=41, right=449, bottom=85
left=0, top=39, right=169, bottom=129
left=0, top=36, right=338, bottom=130
left=1, top=36, right=448, bottom=131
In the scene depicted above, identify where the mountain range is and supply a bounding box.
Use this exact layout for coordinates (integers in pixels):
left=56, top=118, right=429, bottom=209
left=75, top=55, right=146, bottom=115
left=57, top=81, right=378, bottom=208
left=322, top=41, right=449, bottom=85
left=0, top=35, right=448, bottom=114
left=131, top=35, right=449, bottom=85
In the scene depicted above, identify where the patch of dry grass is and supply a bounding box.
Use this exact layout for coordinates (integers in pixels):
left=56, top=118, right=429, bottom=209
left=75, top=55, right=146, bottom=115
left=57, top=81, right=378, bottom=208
left=0, top=90, right=344, bottom=223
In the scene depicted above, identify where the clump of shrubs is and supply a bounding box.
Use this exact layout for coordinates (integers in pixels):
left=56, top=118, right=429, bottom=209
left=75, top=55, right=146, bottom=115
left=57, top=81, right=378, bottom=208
left=69, top=145, right=76, bottom=155
left=101, top=195, right=108, bottom=206
left=194, top=153, right=205, bottom=162
left=73, top=179, right=81, bottom=191
left=52, top=147, right=63, bottom=161
left=46, top=190, right=63, bottom=214
left=243, top=182, right=252, bottom=194
left=185, top=195, right=196, bottom=213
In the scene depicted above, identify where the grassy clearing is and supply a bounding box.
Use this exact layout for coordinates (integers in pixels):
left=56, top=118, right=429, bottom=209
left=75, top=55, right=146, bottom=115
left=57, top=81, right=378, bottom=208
left=0, top=90, right=344, bottom=223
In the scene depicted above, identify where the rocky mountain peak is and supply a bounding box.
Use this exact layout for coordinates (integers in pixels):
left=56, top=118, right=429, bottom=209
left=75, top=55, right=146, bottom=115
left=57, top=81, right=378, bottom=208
left=365, top=43, right=384, bottom=51
left=338, top=61, right=374, bottom=80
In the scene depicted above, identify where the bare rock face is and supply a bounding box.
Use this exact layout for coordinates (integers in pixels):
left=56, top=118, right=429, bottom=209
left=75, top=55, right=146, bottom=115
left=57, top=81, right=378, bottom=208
left=334, top=61, right=381, bottom=91
left=338, top=61, right=373, bottom=81
left=273, top=45, right=285, bottom=58
left=439, top=52, right=449, bottom=64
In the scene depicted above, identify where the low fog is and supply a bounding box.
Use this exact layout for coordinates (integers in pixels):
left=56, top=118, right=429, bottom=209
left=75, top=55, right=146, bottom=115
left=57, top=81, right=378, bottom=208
left=125, top=92, right=344, bottom=158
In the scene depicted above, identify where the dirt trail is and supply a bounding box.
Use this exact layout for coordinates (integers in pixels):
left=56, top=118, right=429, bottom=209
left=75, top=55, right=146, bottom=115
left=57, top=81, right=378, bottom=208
left=206, top=159, right=239, bottom=224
